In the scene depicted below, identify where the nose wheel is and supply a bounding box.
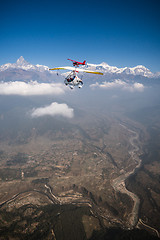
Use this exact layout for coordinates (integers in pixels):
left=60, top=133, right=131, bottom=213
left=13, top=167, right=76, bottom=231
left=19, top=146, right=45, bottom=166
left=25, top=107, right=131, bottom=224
left=78, top=81, right=83, bottom=88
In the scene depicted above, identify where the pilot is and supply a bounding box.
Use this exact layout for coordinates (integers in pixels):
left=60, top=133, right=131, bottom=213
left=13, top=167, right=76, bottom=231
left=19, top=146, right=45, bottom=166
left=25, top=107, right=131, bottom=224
left=67, top=74, right=75, bottom=82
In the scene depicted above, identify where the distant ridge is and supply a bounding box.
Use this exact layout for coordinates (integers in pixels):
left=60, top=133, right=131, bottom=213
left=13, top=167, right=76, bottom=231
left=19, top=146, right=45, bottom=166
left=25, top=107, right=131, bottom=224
left=0, top=57, right=160, bottom=82
left=0, top=56, right=49, bottom=72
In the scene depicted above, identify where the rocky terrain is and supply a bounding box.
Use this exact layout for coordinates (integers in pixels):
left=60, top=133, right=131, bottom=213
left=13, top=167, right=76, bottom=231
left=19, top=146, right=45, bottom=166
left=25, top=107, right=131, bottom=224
left=0, top=104, right=159, bottom=239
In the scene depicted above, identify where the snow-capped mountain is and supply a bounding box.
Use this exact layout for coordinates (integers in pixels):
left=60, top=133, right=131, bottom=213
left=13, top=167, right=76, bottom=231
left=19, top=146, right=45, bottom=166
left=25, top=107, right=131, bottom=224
left=0, top=57, right=159, bottom=83
left=0, top=56, right=49, bottom=72
left=85, top=62, right=155, bottom=78
left=0, top=56, right=60, bottom=82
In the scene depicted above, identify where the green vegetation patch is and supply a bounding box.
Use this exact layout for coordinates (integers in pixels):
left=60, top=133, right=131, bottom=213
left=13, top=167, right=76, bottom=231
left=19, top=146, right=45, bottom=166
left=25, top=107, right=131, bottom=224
left=6, top=152, right=28, bottom=166
left=0, top=168, right=21, bottom=181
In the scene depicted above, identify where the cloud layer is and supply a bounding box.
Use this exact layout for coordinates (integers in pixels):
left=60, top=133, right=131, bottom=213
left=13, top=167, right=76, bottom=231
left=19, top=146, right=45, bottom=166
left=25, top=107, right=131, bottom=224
left=90, top=80, right=145, bottom=92
left=0, top=81, right=65, bottom=96
left=31, top=102, right=74, bottom=118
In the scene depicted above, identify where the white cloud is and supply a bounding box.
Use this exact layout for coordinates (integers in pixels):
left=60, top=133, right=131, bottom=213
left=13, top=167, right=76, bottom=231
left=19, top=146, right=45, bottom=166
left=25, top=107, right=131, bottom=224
left=90, top=79, right=145, bottom=92
left=132, top=82, right=144, bottom=92
left=31, top=102, right=74, bottom=118
left=0, top=81, right=65, bottom=96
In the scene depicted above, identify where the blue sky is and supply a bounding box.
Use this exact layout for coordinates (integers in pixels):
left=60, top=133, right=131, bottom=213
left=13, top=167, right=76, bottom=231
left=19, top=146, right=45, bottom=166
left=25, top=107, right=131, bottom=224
left=1, top=0, right=160, bottom=72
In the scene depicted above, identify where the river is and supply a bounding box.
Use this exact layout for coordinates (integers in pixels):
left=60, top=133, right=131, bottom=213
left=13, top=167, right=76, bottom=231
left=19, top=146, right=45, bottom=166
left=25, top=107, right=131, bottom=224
left=111, top=124, right=142, bottom=228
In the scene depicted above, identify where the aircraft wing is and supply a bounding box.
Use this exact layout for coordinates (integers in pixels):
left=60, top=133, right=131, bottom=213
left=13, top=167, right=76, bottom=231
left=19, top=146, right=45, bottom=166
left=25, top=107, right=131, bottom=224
left=77, top=68, right=103, bottom=75
left=49, top=67, right=71, bottom=71
left=49, top=66, right=103, bottom=75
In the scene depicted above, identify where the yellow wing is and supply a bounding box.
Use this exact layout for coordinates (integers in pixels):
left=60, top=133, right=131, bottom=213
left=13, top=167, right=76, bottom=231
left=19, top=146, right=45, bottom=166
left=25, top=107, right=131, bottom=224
left=49, top=67, right=67, bottom=70
left=49, top=66, right=103, bottom=75
left=83, top=70, right=103, bottom=75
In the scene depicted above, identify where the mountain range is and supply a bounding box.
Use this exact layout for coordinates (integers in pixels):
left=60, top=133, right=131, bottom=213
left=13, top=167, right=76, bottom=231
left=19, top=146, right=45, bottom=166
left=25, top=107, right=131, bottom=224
left=0, top=56, right=49, bottom=72
left=86, top=62, right=160, bottom=78
left=0, top=56, right=159, bottom=83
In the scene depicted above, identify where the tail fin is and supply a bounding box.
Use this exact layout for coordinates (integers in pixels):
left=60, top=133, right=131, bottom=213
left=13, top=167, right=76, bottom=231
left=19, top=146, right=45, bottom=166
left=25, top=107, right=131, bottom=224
left=83, top=61, right=86, bottom=65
